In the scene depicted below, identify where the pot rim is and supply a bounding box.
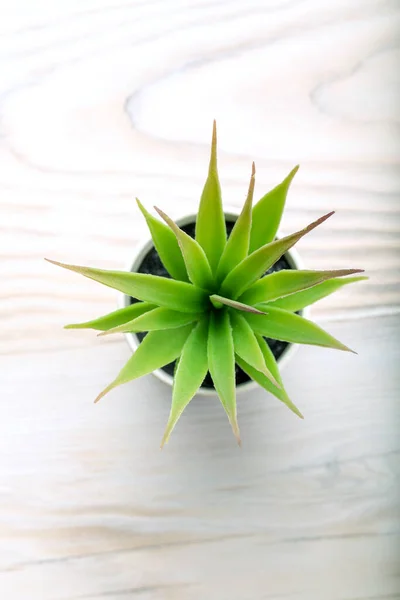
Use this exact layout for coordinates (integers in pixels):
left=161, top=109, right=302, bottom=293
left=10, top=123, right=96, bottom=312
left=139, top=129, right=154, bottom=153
left=118, top=206, right=309, bottom=396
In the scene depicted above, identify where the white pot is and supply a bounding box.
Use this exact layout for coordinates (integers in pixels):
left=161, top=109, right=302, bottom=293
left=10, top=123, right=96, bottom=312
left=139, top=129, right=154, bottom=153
left=118, top=208, right=309, bottom=396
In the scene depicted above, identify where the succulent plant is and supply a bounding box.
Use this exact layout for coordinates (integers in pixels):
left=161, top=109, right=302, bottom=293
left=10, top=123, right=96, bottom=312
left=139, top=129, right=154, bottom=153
left=47, top=122, right=366, bottom=446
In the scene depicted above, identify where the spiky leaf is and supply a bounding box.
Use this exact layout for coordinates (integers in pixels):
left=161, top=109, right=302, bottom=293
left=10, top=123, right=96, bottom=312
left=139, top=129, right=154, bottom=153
left=244, top=306, right=354, bottom=352
left=45, top=259, right=208, bottom=313
left=195, top=121, right=226, bottom=273
left=250, top=165, right=299, bottom=252
left=65, top=302, right=156, bottom=331
left=229, top=311, right=280, bottom=388
left=155, top=207, right=214, bottom=290
left=216, top=162, right=255, bottom=283
left=220, top=212, right=334, bottom=299
left=239, top=269, right=364, bottom=305
left=136, top=199, right=188, bottom=281
left=236, top=335, right=303, bottom=418
left=161, top=317, right=209, bottom=446
left=100, top=307, right=202, bottom=336
left=95, top=324, right=194, bottom=403
left=267, top=276, right=368, bottom=312
left=209, top=294, right=265, bottom=315
left=208, top=310, right=240, bottom=444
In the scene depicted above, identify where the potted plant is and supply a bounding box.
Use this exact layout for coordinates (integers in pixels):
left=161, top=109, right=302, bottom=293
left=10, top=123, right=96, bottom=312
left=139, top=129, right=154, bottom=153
left=47, top=122, right=365, bottom=446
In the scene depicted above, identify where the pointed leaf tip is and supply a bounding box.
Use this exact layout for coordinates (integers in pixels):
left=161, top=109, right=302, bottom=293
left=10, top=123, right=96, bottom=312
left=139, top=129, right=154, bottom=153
left=45, top=257, right=61, bottom=267
left=331, top=338, right=357, bottom=354
left=288, top=164, right=300, bottom=178
left=97, top=330, right=109, bottom=337
left=210, top=294, right=266, bottom=315
left=227, top=413, right=241, bottom=446
left=232, top=422, right=242, bottom=447
left=154, top=205, right=167, bottom=220
left=210, top=120, right=217, bottom=173
left=136, top=197, right=149, bottom=215
left=196, top=123, right=225, bottom=273
left=322, top=210, right=335, bottom=221
left=160, top=431, right=169, bottom=449
left=154, top=206, right=180, bottom=232
left=246, top=163, right=256, bottom=203
left=155, top=207, right=215, bottom=289
left=310, top=210, right=335, bottom=229
left=135, top=201, right=189, bottom=282
left=94, top=382, right=115, bottom=403
left=212, top=119, right=217, bottom=142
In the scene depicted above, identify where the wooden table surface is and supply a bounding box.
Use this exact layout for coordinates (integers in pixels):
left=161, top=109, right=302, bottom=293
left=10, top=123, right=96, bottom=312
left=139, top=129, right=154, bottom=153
left=1, top=1, right=399, bottom=599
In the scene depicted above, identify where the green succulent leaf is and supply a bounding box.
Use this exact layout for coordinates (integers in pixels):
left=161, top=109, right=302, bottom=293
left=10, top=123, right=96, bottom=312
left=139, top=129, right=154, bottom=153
left=209, top=294, right=265, bottom=315
left=64, top=301, right=156, bottom=331
left=267, top=276, right=368, bottom=312
left=195, top=121, right=226, bottom=274
left=94, top=324, right=194, bottom=403
left=239, top=268, right=364, bottom=305
left=220, top=211, right=334, bottom=299
left=244, top=306, right=355, bottom=352
left=99, top=307, right=202, bottom=336
left=161, top=317, right=209, bottom=447
left=208, top=310, right=240, bottom=444
left=136, top=199, right=189, bottom=282
left=45, top=259, right=208, bottom=313
left=155, top=207, right=214, bottom=290
left=236, top=335, right=303, bottom=419
left=215, top=162, right=255, bottom=283
left=229, top=311, right=280, bottom=388
left=250, top=165, right=299, bottom=252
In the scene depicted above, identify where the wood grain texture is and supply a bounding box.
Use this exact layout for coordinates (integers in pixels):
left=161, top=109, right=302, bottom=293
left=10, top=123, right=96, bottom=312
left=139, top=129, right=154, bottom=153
left=1, top=1, right=399, bottom=599
left=1, top=316, right=399, bottom=599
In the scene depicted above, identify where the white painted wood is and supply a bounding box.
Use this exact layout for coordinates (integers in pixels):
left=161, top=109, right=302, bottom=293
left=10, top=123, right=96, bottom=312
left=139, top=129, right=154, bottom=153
left=1, top=1, right=399, bottom=598
left=1, top=0, right=399, bottom=356
left=0, top=316, right=399, bottom=599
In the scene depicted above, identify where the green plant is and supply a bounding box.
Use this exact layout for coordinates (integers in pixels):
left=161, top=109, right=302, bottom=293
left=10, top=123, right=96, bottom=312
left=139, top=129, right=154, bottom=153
left=47, top=122, right=366, bottom=446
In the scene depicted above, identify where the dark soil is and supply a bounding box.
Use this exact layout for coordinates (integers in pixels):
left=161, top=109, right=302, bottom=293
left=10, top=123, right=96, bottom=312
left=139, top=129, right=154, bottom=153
left=130, top=220, right=293, bottom=388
